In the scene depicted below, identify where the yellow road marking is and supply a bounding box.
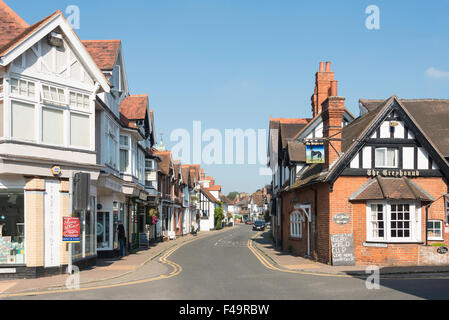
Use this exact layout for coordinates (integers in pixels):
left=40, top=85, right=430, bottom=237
left=0, top=237, right=195, bottom=299
left=248, top=235, right=449, bottom=280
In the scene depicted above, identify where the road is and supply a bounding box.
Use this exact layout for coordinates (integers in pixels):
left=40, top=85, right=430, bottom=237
left=6, top=225, right=449, bottom=300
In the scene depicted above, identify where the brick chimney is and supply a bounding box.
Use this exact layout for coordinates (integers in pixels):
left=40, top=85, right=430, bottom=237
left=322, top=94, right=345, bottom=168
left=311, top=61, right=338, bottom=117
left=200, top=169, right=205, bottom=181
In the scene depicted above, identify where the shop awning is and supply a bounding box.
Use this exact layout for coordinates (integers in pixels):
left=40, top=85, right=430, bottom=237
left=349, top=176, right=434, bottom=202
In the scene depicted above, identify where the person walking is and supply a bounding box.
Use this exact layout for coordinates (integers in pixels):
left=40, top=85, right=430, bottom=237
left=117, top=221, right=126, bottom=257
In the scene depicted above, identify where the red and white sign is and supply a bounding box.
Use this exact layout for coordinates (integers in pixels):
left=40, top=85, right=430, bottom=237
left=63, top=217, right=81, bottom=243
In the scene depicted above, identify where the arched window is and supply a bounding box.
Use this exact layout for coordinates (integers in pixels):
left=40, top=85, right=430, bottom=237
left=290, top=211, right=302, bottom=239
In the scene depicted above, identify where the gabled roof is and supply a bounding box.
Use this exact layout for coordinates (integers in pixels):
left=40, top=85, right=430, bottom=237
left=154, top=150, right=171, bottom=175
left=349, top=176, right=434, bottom=202
left=251, top=192, right=265, bottom=207
left=0, top=0, right=28, bottom=49
left=0, top=7, right=110, bottom=92
left=200, top=187, right=219, bottom=204
left=120, top=95, right=149, bottom=120
left=82, top=40, right=121, bottom=71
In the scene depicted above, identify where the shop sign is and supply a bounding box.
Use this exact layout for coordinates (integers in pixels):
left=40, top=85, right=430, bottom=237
left=102, top=178, right=122, bottom=193
left=306, top=143, right=325, bottom=164
left=333, top=213, right=350, bottom=225
left=63, top=217, right=81, bottom=243
left=367, top=169, right=420, bottom=178
left=139, top=192, right=148, bottom=201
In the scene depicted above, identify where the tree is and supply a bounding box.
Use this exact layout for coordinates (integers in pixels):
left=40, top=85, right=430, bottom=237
left=227, top=192, right=239, bottom=201
left=214, top=205, right=225, bottom=230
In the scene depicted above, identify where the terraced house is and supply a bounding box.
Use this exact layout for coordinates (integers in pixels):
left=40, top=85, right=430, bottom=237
left=269, top=61, right=449, bottom=267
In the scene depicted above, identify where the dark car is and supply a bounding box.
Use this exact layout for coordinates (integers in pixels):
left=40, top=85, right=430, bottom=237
left=253, top=221, right=266, bottom=231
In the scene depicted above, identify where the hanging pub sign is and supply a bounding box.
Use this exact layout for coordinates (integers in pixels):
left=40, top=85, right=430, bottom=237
left=306, top=141, right=325, bottom=164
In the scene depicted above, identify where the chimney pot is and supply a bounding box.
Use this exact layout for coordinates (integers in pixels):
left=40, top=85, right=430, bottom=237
left=319, top=61, right=325, bottom=72
left=326, top=61, right=331, bottom=72
left=330, top=80, right=338, bottom=96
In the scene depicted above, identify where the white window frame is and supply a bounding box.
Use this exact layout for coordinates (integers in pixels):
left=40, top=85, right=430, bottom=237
left=10, top=78, right=35, bottom=99
left=428, top=220, right=444, bottom=241
left=104, top=116, right=119, bottom=170
left=120, top=134, right=130, bottom=173
left=69, top=91, right=90, bottom=111
left=41, top=84, right=66, bottom=106
left=375, top=147, right=399, bottom=168
left=41, top=104, right=65, bottom=146
left=366, top=201, right=420, bottom=243
left=290, top=211, right=303, bottom=239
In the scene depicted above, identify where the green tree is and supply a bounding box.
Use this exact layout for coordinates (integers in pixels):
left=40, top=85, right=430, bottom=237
left=214, top=205, right=225, bottom=230
left=227, top=192, right=239, bottom=201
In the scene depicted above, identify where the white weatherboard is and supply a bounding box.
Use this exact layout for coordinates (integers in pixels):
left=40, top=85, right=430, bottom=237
left=44, top=180, right=61, bottom=268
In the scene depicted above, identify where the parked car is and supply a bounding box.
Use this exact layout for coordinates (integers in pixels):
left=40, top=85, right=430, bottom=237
left=253, top=220, right=266, bottom=231
left=245, top=221, right=253, bottom=225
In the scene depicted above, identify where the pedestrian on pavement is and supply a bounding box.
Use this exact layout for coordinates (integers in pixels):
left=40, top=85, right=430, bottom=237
left=117, top=221, right=126, bottom=257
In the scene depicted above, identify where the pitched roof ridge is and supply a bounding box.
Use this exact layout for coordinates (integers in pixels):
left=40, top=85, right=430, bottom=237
left=82, top=39, right=121, bottom=43
left=0, top=0, right=29, bottom=28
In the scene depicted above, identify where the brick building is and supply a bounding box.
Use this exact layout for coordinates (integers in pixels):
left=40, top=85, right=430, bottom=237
left=270, top=62, right=449, bottom=266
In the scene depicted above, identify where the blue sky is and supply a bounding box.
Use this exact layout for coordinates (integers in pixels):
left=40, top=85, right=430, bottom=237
left=10, top=0, right=449, bottom=194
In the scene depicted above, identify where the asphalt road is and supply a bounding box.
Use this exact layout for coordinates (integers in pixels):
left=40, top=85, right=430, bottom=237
left=8, top=225, right=449, bottom=300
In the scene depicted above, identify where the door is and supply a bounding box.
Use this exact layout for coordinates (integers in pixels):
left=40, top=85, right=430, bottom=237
left=44, top=180, right=61, bottom=268
left=97, top=212, right=111, bottom=250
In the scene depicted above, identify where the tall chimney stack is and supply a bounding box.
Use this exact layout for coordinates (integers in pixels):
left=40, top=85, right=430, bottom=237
left=322, top=95, right=345, bottom=169
left=311, top=61, right=337, bottom=117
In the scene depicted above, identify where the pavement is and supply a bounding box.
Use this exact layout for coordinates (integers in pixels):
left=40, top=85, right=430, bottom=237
left=251, top=229, right=449, bottom=276
left=0, top=227, right=234, bottom=296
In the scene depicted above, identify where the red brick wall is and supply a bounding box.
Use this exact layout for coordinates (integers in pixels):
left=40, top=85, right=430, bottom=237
left=281, top=175, right=448, bottom=266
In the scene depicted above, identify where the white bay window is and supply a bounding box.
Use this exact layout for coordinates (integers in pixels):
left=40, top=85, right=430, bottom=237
left=120, top=135, right=130, bottom=173
left=104, top=117, right=119, bottom=170
left=71, top=113, right=90, bottom=148
left=12, top=100, right=35, bottom=141
left=42, top=107, right=64, bottom=145
left=367, top=202, right=420, bottom=243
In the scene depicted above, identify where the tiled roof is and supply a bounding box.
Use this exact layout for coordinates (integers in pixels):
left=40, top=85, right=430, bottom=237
left=82, top=39, right=121, bottom=71
left=0, top=9, right=60, bottom=56
left=251, top=192, right=265, bottom=207
left=349, top=176, right=434, bottom=202
left=120, top=95, right=148, bottom=120
left=207, top=185, right=221, bottom=192
left=0, top=0, right=28, bottom=49
left=200, top=187, right=219, bottom=204
left=153, top=150, right=171, bottom=175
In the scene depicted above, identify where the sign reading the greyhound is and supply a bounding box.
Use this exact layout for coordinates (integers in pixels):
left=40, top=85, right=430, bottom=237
left=306, top=142, right=325, bottom=164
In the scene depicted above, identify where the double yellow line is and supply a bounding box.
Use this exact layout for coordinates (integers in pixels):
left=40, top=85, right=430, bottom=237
left=247, top=234, right=351, bottom=278
left=0, top=239, right=192, bottom=299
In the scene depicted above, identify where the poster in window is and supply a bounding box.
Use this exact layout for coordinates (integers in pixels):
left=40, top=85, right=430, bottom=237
left=306, top=143, right=325, bottom=164
left=0, top=237, right=11, bottom=264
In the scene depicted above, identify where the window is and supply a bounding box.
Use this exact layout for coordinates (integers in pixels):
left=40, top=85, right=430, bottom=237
left=12, top=100, right=35, bottom=141
left=0, top=190, right=25, bottom=265
left=446, top=196, right=449, bottom=225
left=42, top=85, right=66, bottom=105
left=375, top=148, right=398, bottom=168
left=290, top=211, right=303, bottom=239
left=42, top=107, right=64, bottom=145
left=367, top=202, right=419, bottom=243
left=145, top=159, right=155, bottom=171
left=71, top=113, right=90, bottom=148
left=70, top=92, right=89, bottom=110
left=104, top=117, right=118, bottom=169
left=10, top=78, right=35, bottom=98
left=428, top=220, right=443, bottom=240
left=120, top=135, right=129, bottom=173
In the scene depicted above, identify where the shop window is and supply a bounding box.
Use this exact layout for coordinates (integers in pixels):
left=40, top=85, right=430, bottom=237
left=290, top=211, right=303, bottom=239
left=428, top=220, right=443, bottom=241
left=367, top=202, right=418, bottom=243
left=0, top=191, right=25, bottom=265
left=375, top=148, right=398, bottom=168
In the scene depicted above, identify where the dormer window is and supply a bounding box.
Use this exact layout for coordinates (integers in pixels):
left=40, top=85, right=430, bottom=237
left=375, top=147, right=398, bottom=168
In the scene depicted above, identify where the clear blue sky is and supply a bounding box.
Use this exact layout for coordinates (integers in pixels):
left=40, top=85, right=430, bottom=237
left=10, top=0, right=449, bottom=195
